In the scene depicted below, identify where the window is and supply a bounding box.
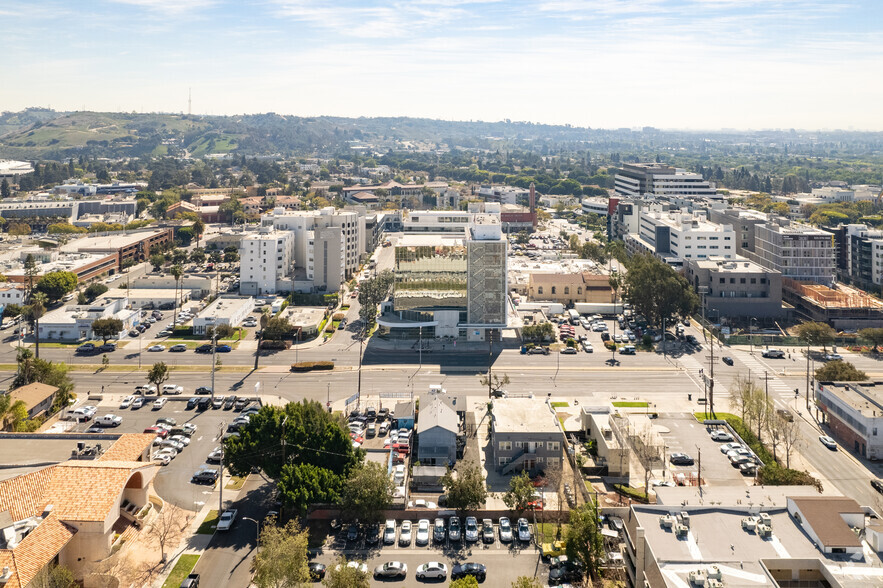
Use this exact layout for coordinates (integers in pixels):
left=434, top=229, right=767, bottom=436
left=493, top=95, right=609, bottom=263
left=537, top=287, right=543, bottom=294
left=730, top=278, right=735, bottom=284
left=719, top=278, right=725, bottom=284
left=760, top=278, right=767, bottom=284
left=551, top=287, right=556, bottom=294
left=750, top=278, right=756, bottom=284
left=498, top=457, right=510, bottom=466
left=577, top=287, right=582, bottom=294
left=547, top=441, right=560, bottom=452
left=499, top=441, right=512, bottom=451
left=564, top=287, right=569, bottom=295
left=740, top=278, right=746, bottom=284
left=546, top=457, right=559, bottom=466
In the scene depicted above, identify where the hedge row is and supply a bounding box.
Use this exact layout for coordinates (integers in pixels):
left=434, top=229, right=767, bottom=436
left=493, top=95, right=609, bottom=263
left=290, top=361, right=335, bottom=372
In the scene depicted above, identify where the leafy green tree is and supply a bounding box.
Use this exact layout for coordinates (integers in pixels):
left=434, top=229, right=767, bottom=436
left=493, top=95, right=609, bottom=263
left=176, top=226, right=194, bottom=246
left=189, top=247, right=206, bottom=265
left=192, top=217, right=206, bottom=247
left=323, top=556, right=369, bottom=588
left=147, top=362, right=170, bottom=391
left=209, top=250, right=222, bottom=263
left=860, top=328, right=883, bottom=352
left=84, top=283, right=108, bottom=302
left=441, top=463, right=487, bottom=512
left=206, top=324, right=236, bottom=339
left=450, top=577, right=480, bottom=588
left=91, top=318, right=123, bottom=343
left=502, top=471, right=535, bottom=515
left=262, top=317, right=293, bottom=341
left=8, top=223, right=31, bottom=236
left=23, top=254, right=39, bottom=297
left=2, top=304, right=22, bottom=319
left=623, top=253, right=698, bottom=329
left=223, top=248, right=239, bottom=262
left=0, top=179, right=10, bottom=199
left=521, top=322, right=554, bottom=342
left=149, top=254, right=165, bottom=272
left=77, top=292, right=86, bottom=305
left=12, top=348, right=74, bottom=412
left=47, top=222, right=87, bottom=235
left=28, top=562, right=77, bottom=588
left=357, top=270, right=393, bottom=333
left=795, top=321, right=836, bottom=352
left=340, top=461, right=393, bottom=523
left=277, top=462, right=343, bottom=516
left=564, top=501, right=605, bottom=580
left=36, top=271, right=77, bottom=302
left=24, top=292, right=47, bottom=359
left=815, top=360, right=867, bottom=382
left=253, top=519, right=311, bottom=588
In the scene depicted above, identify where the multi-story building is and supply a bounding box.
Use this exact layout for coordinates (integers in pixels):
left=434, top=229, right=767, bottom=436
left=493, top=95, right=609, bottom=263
left=62, top=229, right=174, bottom=268
left=380, top=213, right=507, bottom=342
left=684, top=256, right=783, bottom=318
left=626, top=210, right=736, bottom=263
left=239, top=228, right=295, bottom=296
left=706, top=207, right=769, bottom=258
left=753, top=219, right=835, bottom=285
left=491, top=398, right=565, bottom=475
left=841, top=224, right=883, bottom=290
left=816, top=380, right=883, bottom=459
left=526, top=272, right=613, bottom=305
left=192, top=296, right=255, bottom=335
left=614, top=163, right=718, bottom=200
left=2, top=252, right=118, bottom=285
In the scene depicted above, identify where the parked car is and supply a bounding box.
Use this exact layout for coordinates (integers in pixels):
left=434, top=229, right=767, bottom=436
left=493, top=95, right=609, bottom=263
left=187, top=397, right=199, bottom=409
left=216, top=509, right=237, bottom=531
left=720, top=442, right=744, bottom=454
left=215, top=344, right=232, bottom=352
left=76, top=343, right=96, bottom=354
left=498, top=517, right=513, bottom=542
left=195, top=344, right=213, bottom=353
left=669, top=453, right=694, bottom=465
left=96, top=414, right=122, bottom=427
left=212, top=396, right=225, bottom=409
left=224, top=396, right=236, bottom=410
left=170, top=344, right=188, bottom=352
left=822, top=353, right=843, bottom=361
left=415, top=562, right=447, bottom=581
left=819, top=435, right=837, bottom=450
left=120, top=396, right=135, bottom=409
left=85, top=425, right=105, bottom=433
left=710, top=430, right=733, bottom=442
left=416, top=519, right=430, bottom=546
left=383, top=520, right=396, bottom=544
left=433, top=518, right=446, bottom=543
left=308, top=563, right=326, bottom=581
left=99, top=343, right=116, bottom=352
left=549, top=561, right=584, bottom=585
left=162, top=384, right=183, bottom=395
left=762, top=349, right=785, bottom=359
left=517, top=518, right=531, bottom=542
left=560, top=347, right=578, bottom=355
left=196, top=386, right=213, bottom=395
left=152, top=398, right=167, bottom=410
left=373, top=561, right=407, bottom=579
left=449, top=516, right=461, bottom=542
left=197, top=397, right=211, bottom=411
left=481, top=518, right=494, bottom=544
left=871, top=479, right=883, bottom=494
left=346, top=523, right=360, bottom=542
left=451, top=562, right=487, bottom=582
left=148, top=344, right=165, bottom=352
left=191, top=468, right=219, bottom=484
left=398, top=520, right=412, bottom=546
left=207, top=447, right=223, bottom=464
left=776, top=408, right=794, bottom=422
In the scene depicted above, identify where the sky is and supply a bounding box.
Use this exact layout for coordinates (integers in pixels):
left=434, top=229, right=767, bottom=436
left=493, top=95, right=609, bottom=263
left=1, top=0, right=882, bottom=130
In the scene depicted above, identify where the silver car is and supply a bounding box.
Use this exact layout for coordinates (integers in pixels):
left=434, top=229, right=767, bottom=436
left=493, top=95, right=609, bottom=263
left=499, top=517, right=513, bottom=542
left=416, top=519, right=430, bottom=546
left=517, top=517, right=531, bottom=542
left=383, top=520, right=396, bottom=545
left=465, top=517, right=479, bottom=542
left=399, top=520, right=412, bottom=546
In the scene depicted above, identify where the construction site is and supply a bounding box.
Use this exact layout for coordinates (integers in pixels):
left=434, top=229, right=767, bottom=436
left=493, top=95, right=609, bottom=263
left=783, top=278, right=883, bottom=328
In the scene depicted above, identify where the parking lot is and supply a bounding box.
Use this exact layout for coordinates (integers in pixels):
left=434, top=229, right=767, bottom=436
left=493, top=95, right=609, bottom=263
left=656, top=414, right=752, bottom=487
left=67, top=394, right=253, bottom=509
left=311, top=517, right=550, bottom=587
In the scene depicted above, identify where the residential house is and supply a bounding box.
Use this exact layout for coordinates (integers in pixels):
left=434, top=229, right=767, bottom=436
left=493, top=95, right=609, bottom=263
left=491, top=398, right=565, bottom=475
left=417, top=396, right=459, bottom=466
left=7, top=383, right=58, bottom=422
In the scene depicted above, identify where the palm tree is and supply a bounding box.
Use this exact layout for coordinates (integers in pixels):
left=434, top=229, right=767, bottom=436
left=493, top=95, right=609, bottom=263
left=170, top=264, right=183, bottom=327
left=27, top=292, right=47, bottom=359
left=254, top=307, right=272, bottom=370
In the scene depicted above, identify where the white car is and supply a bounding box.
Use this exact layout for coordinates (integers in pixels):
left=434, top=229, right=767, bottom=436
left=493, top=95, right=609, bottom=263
left=154, top=447, right=177, bottom=461
left=161, top=438, right=184, bottom=452
left=334, top=561, right=367, bottom=575
left=170, top=434, right=190, bottom=447
left=517, top=517, right=531, bottom=542
left=399, top=520, right=412, bottom=546
left=162, top=384, right=183, bottom=395
left=120, top=395, right=135, bottom=409
left=416, top=562, right=448, bottom=580
left=416, top=519, right=430, bottom=546
left=383, top=520, right=397, bottom=544
left=152, top=451, right=172, bottom=465
left=131, top=397, right=144, bottom=409
left=581, top=340, right=593, bottom=353
left=96, top=414, right=122, bottom=427
left=720, top=442, right=744, bottom=454
left=499, top=516, right=513, bottom=542
left=152, top=398, right=167, bottom=410
left=148, top=344, right=165, bottom=352
left=820, top=435, right=837, bottom=450
left=217, top=508, right=237, bottom=531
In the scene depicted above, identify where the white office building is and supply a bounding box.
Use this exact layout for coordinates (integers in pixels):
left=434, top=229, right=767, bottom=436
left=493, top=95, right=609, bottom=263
left=614, top=163, right=718, bottom=200
left=193, top=296, right=255, bottom=335
left=627, top=210, right=736, bottom=262
left=239, top=228, right=295, bottom=296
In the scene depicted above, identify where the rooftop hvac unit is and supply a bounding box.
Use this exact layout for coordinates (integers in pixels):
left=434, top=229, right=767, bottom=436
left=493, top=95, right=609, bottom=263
left=659, top=515, right=675, bottom=529
left=679, top=512, right=691, bottom=528
left=758, top=513, right=771, bottom=528
left=687, top=570, right=705, bottom=585
left=741, top=517, right=756, bottom=531
left=706, top=580, right=724, bottom=588
left=676, top=524, right=689, bottom=538
left=757, top=524, right=772, bottom=538
left=706, top=565, right=722, bottom=580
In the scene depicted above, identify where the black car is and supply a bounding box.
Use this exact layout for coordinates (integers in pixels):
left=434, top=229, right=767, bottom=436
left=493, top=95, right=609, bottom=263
left=549, top=561, right=584, bottom=585
left=669, top=453, right=695, bottom=466
left=195, top=344, right=213, bottom=354
left=347, top=523, right=360, bottom=541
left=195, top=386, right=212, bottom=395
left=451, top=563, right=487, bottom=582
left=197, top=397, right=211, bottom=411
left=308, top=562, right=326, bottom=581
left=85, top=425, right=105, bottom=433
left=722, top=356, right=734, bottom=366
left=607, top=516, right=624, bottom=533
left=191, top=468, right=219, bottom=484
left=186, top=397, right=199, bottom=409
left=224, top=396, right=236, bottom=410
left=872, top=479, right=883, bottom=494
left=365, top=523, right=380, bottom=545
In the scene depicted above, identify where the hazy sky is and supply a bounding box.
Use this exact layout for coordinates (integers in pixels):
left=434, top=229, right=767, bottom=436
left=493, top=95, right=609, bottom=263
left=2, top=0, right=881, bottom=130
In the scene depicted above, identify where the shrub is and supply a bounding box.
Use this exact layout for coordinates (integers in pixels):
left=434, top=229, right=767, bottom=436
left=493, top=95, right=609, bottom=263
left=333, top=312, right=345, bottom=321
left=604, top=340, right=616, bottom=350
left=325, top=324, right=335, bottom=333
left=614, top=484, right=649, bottom=503
left=290, top=361, right=334, bottom=372
left=260, top=340, right=290, bottom=350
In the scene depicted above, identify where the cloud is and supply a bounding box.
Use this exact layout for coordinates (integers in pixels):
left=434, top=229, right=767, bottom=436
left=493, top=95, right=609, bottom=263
left=107, top=0, right=216, bottom=15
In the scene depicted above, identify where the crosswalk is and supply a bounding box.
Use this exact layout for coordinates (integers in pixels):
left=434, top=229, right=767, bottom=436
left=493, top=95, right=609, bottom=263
left=732, top=350, right=796, bottom=409
left=679, top=355, right=729, bottom=400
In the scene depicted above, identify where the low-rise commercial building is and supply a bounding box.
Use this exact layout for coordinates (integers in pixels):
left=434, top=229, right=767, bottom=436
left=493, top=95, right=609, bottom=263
left=192, top=295, right=254, bottom=335
left=816, top=380, right=883, bottom=459
left=491, top=397, right=564, bottom=475
left=684, top=256, right=783, bottom=318
left=526, top=272, right=613, bottom=305
left=62, top=229, right=174, bottom=268
left=37, top=296, right=139, bottom=341
left=101, top=287, right=189, bottom=309
left=2, top=252, right=118, bottom=284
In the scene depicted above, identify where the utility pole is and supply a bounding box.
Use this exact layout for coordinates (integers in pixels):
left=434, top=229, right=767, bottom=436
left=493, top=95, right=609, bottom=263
left=805, top=346, right=811, bottom=412
left=281, top=416, right=288, bottom=465
left=357, top=325, right=364, bottom=406
left=708, top=334, right=716, bottom=418
left=696, top=446, right=702, bottom=496
left=210, top=331, right=217, bottom=401
left=218, top=422, right=225, bottom=513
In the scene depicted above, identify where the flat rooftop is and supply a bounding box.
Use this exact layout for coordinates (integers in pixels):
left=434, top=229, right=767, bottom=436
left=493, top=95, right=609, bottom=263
left=2, top=253, right=113, bottom=277
left=197, top=296, right=253, bottom=320
left=396, top=234, right=464, bottom=247
left=62, top=230, right=165, bottom=252
left=492, top=398, right=561, bottom=434
left=654, top=484, right=829, bottom=507
left=690, top=257, right=777, bottom=274
left=818, top=381, right=883, bottom=419
left=0, top=435, right=118, bottom=481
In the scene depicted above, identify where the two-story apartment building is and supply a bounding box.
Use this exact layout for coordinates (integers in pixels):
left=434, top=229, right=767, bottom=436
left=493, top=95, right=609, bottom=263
left=492, top=398, right=565, bottom=475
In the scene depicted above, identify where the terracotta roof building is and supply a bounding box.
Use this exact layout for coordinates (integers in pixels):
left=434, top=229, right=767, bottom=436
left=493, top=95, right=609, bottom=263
left=6, top=383, right=58, bottom=423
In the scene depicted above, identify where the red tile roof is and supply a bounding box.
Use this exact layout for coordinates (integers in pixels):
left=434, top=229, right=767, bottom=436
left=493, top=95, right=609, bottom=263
left=97, top=433, right=155, bottom=462
left=3, top=512, right=76, bottom=587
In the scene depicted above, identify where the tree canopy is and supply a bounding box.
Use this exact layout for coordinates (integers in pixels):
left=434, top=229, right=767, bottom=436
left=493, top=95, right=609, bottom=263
left=35, top=271, right=78, bottom=302
left=340, top=461, right=393, bottom=523
left=859, top=328, right=883, bottom=352
left=815, top=360, right=867, bottom=382
left=253, top=518, right=311, bottom=588
left=357, top=270, right=394, bottom=332
left=91, top=318, right=123, bottom=343
left=564, top=502, right=605, bottom=580
left=441, top=463, right=487, bottom=511
left=795, top=321, right=836, bottom=350
left=84, top=283, right=108, bottom=302
left=623, top=253, right=698, bottom=327
left=502, top=471, right=535, bottom=515
left=147, top=362, right=170, bottom=389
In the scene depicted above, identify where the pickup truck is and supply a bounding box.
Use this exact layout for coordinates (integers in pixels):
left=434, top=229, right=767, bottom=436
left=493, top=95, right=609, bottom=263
left=217, top=508, right=237, bottom=531
left=95, top=414, right=122, bottom=427
left=180, top=573, right=200, bottom=588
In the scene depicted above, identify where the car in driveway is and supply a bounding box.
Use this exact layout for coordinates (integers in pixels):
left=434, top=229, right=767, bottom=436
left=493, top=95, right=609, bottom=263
left=383, top=520, right=396, bottom=544
left=451, top=562, right=486, bottom=582
left=373, top=561, right=407, bottom=579
left=669, top=452, right=694, bottom=465
left=416, top=562, right=447, bottom=581
left=820, top=435, right=838, bottom=450
left=517, top=517, right=531, bottom=542
left=448, top=516, right=461, bottom=542
left=398, top=520, right=412, bottom=546
left=308, top=562, right=326, bottom=581
left=464, top=516, right=479, bottom=542
left=416, top=519, right=430, bottom=545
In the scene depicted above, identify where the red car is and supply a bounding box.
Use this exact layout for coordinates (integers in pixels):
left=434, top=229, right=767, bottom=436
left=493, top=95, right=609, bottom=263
left=144, top=426, right=168, bottom=439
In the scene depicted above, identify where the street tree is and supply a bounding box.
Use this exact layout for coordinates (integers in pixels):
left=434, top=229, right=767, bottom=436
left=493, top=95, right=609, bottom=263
left=441, top=463, right=487, bottom=511
left=253, top=518, right=311, bottom=588
left=13, top=348, right=75, bottom=410
left=340, top=461, right=393, bottom=523
left=147, top=362, right=170, bottom=391
left=357, top=270, right=394, bottom=333
left=623, top=253, right=698, bottom=329
left=35, top=271, right=78, bottom=302
left=276, top=462, right=343, bottom=516
left=780, top=416, right=801, bottom=468
left=189, top=247, right=206, bottom=265
left=564, top=501, right=605, bottom=580
left=84, top=283, right=108, bottom=302
left=90, top=318, right=123, bottom=344
left=450, top=577, right=480, bottom=588
left=795, top=321, right=836, bottom=352
left=145, top=503, right=190, bottom=563
left=815, top=360, right=867, bottom=381
left=149, top=254, right=165, bottom=271
left=323, top=556, right=369, bottom=588
left=730, top=376, right=772, bottom=442
left=24, top=291, right=47, bottom=359
left=502, top=471, right=535, bottom=515
left=206, top=324, right=236, bottom=339
left=262, top=317, right=293, bottom=341
left=632, top=424, right=662, bottom=495
left=479, top=371, right=510, bottom=397
left=8, top=223, right=31, bottom=236
left=859, top=327, right=883, bottom=352
left=23, top=254, right=39, bottom=296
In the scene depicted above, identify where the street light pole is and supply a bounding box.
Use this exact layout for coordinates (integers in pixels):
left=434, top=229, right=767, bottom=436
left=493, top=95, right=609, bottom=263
left=242, top=517, right=260, bottom=554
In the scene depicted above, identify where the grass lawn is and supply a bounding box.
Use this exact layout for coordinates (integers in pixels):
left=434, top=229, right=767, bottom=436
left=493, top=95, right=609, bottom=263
left=149, top=340, right=240, bottom=350
left=225, top=476, right=246, bottom=490
left=612, top=401, right=649, bottom=408
left=196, top=510, right=219, bottom=535
left=694, top=412, right=738, bottom=422
left=39, top=340, right=129, bottom=349
left=162, top=554, right=200, bottom=588
left=536, top=522, right=568, bottom=543
left=551, top=401, right=569, bottom=408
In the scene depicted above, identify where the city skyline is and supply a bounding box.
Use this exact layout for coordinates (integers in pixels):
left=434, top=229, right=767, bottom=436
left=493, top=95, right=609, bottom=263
left=1, top=0, right=882, bottom=130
